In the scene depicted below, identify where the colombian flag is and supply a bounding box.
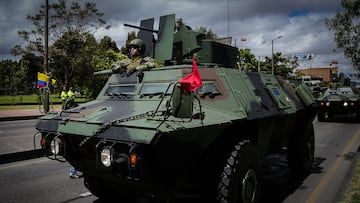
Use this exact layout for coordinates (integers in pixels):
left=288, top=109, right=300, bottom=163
left=179, top=57, right=202, bottom=94
left=37, top=72, right=49, bottom=88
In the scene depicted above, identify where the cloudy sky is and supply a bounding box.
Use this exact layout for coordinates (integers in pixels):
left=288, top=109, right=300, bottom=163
left=0, top=0, right=356, bottom=73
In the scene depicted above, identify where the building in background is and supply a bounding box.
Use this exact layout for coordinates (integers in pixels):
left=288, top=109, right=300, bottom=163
left=295, top=66, right=338, bottom=82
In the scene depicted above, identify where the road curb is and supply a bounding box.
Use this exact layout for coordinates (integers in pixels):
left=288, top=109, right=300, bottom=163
left=0, top=115, right=43, bottom=122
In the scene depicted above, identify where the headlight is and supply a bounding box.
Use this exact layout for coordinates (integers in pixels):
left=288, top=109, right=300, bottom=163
left=100, top=147, right=112, bottom=167
left=326, top=102, right=330, bottom=106
left=343, top=102, right=348, bottom=107
left=50, top=137, right=62, bottom=155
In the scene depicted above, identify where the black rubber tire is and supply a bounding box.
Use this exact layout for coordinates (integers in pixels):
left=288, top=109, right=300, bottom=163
left=217, top=140, right=259, bottom=203
left=84, top=175, right=132, bottom=201
left=84, top=175, right=109, bottom=199
left=287, top=122, right=315, bottom=178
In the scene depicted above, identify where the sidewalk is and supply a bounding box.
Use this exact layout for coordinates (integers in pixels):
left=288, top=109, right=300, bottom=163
left=0, top=108, right=61, bottom=121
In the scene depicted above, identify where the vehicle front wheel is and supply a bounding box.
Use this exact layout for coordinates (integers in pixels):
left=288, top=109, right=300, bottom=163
left=84, top=175, right=136, bottom=201
left=287, top=122, right=315, bottom=178
left=217, top=140, right=259, bottom=203
left=84, top=175, right=110, bottom=199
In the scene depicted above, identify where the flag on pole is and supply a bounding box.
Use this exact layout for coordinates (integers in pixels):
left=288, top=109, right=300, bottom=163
left=179, top=57, right=202, bottom=94
left=37, top=72, right=49, bottom=88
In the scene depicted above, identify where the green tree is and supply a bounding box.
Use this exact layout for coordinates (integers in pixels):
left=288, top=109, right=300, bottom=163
left=262, top=52, right=295, bottom=76
left=89, top=36, right=127, bottom=98
left=238, top=48, right=257, bottom=71
left=51, top=31, right=96, bottom=88
left=325, top=0, right=359, bottom=70
left=12, top=0, right=110, bottom=92
left=196, top=27, right=218, bottom=39
left=19, top=53, right=44, bottom=93
left=98, top=36, right=119, bottom=52
left=0, top=60, right=28, bottom=95
left=94, top=36, right=125, bottom=71
left=238, top=48, right=296, bottom=76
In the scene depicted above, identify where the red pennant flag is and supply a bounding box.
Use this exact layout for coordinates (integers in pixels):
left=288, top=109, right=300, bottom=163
left=179, top=58, right=202, bottom=94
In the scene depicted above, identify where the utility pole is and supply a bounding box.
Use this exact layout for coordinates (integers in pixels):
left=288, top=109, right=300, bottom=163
left=271, top=36, right=282, bottom=75
left=43, top=0, right=50, bottom=113
left=45, top=0, right=48, bottom=73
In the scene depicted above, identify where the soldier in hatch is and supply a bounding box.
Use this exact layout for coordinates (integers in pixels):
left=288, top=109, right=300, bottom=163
left=112, top=38, right=155, bottom=76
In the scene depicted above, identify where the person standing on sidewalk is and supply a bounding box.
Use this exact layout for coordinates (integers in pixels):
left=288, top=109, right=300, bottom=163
left=60, top=87, right=68, bottom=110
left=66, top=87, right=75, bottom=109
left=66, top=87, right=81, bottom=178
left=69, top=166, right=82, bottom=178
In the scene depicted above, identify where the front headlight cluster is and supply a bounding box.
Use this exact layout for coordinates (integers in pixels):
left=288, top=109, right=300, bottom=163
left=50, top=137, right=63, bottom=155
left=98, top=144, right=141, bottom=170
left=40, top=132, right=64, bottom=159
left=320, top=101, right=331, bottom=107
left=100, top=147, right=112, bottom=167
left=320, top=101, right=356, bottom=107
left=343, top=101, right=355, bottom=107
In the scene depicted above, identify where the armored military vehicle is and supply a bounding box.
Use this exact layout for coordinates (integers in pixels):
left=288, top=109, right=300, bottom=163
left=35, top=14, right=318, bottom=202
left=317, top=86, right=360, bottom=121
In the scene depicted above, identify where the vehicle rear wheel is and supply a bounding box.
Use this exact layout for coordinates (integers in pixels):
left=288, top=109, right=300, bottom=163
left=287, top=122, right=315, bottom=178
left=217, top=140, right=259, bottom=203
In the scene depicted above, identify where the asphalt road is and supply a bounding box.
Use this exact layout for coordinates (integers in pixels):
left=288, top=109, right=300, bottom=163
left=0, top=118, right=359, bottom=202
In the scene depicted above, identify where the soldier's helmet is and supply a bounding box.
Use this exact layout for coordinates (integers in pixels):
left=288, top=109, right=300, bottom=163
left=128, top=38, right=146, bottom=55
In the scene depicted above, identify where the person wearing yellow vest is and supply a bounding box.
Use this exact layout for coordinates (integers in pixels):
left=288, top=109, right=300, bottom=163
left=67, top=87, right=75, bottom=100
left=60, top=87, right=68, bottom=110
left=66, top=87, right=75, bottom=109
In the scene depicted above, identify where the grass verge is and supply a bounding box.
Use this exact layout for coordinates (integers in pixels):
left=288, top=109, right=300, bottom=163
left=340, top=157, right=360, bottom=203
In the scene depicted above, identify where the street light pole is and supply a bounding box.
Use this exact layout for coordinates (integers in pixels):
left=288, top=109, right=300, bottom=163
left=271, top=36, right=282, bottom=75
left=239, top=37, right=246, bottom=70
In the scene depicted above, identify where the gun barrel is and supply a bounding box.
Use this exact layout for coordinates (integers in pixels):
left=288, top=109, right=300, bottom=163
left=124, top=23, right=158, bottom=33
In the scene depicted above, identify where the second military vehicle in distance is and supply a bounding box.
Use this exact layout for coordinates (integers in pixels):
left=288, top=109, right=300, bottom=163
left=35, top=14, right=318, bottom=203
left=317, top=86, right=360, bottom=121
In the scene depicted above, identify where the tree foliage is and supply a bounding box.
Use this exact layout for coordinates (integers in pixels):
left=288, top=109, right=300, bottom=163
left=238, top=49, right=296, bottom=76
left=325, top=0, right=360, bottom=70
left=196, top=26, right=218, bottom=39
left=0, top=60, right=26, bottom=95
left=238, top=48, right=257, bottom=71
left=12, top=0, right=109, bottom=59
left=10, top=0, right=114, bottom=98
